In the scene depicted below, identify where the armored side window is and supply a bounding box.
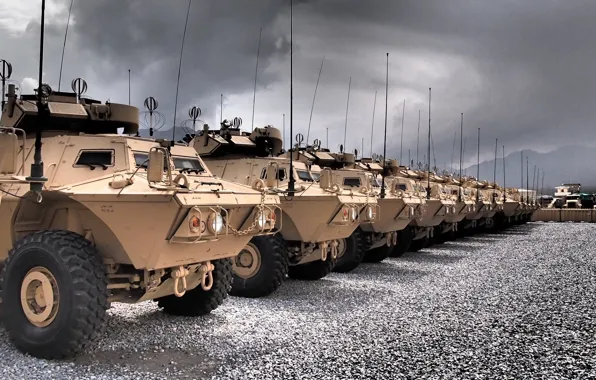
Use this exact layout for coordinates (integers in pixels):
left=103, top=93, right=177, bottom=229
left=310, top=171, right=320, bottom=182
left=260, top=167, right=287, bottom=180
left=451, top=189, right=459, bottom=195
left=398, top=184, right=407, bottom=191
left=296, top=170, right=314, bottom=182
left=343, top=177, right=361, bottom=187
left=74, top=150, right=114, bottom=169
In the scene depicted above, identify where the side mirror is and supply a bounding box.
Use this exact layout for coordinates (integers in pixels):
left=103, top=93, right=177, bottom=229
left=0, top=131, right=18, bottom=175
left=265, top=162, right=277, bottom=188
left=147, top=149, right=165, bottom=182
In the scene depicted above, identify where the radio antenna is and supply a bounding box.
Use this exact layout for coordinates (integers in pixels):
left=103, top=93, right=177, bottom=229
left=306, top=56, right=325, bottom=144
left=502, top=145, right=506, bottom=202
left=251, top=27, right=263, bottom=132
left=426, top=88, right=431, bottom=199
left=450, top=130, right=456, bottom=174
left=220, top=94, right=223, bottom=124
left=58, top=0, right=74, bottom=92
left=541, top=170, right=545, bottom=199
left=0, top=59, right=11, bottom=111
left=343, top=76, right=352, bottom=150
left=29, top=0, right=48, bottom=192
left=369, top=91, right=377, bottom=157
left=476, top=127, right=480, bottom=202
left=526, top=156, right=529, bottom=204
left=532, top=165, right=537, bottom=204
left=172, top=0, right=192, bottom=142
left=288, top=0, right=295, bottom=195
left=493, top=138, right=498, bottom=202
left=458, top=113, right=463, bottom=201
left=416, top=109, right=421, bottom=166
left=380, top=53, right=389, bottom=199
left=399, top=99, right=405, bottom=164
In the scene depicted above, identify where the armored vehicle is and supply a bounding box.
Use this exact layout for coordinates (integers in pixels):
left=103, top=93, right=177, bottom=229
left=418, top=172, right=457, bottom=245
left=281, top=145, right=378, bottom=274
left=460, top=178, right=493, bottom=233
left=440, top=175, right=473, bottom=241
left=395, top=168, right=450, bottom=251
left=354, top=158, right=421, bottom=259
left=0, top=84, right=279, bottom=359
left=188, top=124, right=375, bottom=297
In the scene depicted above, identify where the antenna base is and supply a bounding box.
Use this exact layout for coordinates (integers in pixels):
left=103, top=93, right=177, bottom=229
left=27, top=162, right=48, bottom=192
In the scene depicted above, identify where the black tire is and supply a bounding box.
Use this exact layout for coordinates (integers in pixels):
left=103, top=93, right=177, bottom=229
left=287, top=258, right=335, bottom=281
left=390, top=227, right=413, bottom=257
left=333, top=229, right=367, bottom=273
left=230, top=235, right=289, bottom=298
left=363, top=244, right=392, bottom=263
left=409, top=236, right=429, bottom=252
left=0, top=230, right=108, bottom=359
left=157, top=258, right=232, bottom=316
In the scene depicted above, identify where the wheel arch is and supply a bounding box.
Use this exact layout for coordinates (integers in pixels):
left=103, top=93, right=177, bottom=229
left=10, top=191, right=130, bottom=265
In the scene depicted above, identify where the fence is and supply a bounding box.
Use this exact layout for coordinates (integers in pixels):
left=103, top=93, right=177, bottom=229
left=532, top=208, right=596, bottom=223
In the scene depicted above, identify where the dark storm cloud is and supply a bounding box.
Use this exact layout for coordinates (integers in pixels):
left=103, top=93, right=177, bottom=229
left=288, top=0, right=596, bottom=166
left=3, top=0, right=595, bottom=167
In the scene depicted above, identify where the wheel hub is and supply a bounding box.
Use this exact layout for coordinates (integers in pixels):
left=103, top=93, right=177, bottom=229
left=336, top=238, right=347, bottom=259
left=233, top=243, right=262, bottom=279
left=20, top=266, right=60, bottom=327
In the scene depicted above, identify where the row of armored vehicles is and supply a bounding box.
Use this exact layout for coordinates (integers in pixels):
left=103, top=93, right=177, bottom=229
left=0, top=87, right=537, bottom=359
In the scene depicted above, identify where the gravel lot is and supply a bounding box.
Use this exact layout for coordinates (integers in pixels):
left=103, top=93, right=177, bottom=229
left=1, top=222, right=595, bottom=379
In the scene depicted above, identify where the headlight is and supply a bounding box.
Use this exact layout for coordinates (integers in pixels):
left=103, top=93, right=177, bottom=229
left=208, top=212, right=224, bottom=234
left=351, top=207, right=358, bottom=222
left=255, top=211, right=267, bottom=229
left=366, top=205, right=374, bottom=220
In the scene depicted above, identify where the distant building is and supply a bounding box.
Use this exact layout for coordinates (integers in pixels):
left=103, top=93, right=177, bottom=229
left=554, top=183, right=581, bottom=197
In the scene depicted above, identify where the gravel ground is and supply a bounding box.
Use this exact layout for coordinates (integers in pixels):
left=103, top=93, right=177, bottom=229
left=1, top=222, right=595, bottom=379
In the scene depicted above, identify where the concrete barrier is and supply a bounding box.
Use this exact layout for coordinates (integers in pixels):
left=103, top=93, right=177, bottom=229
left=532, top=208, right=595, bottom=223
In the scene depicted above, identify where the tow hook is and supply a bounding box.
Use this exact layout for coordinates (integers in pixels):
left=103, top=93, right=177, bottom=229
left=172, top=266, right=189, bottom=297
left=330, top=240, right=339, bottom=260
left=198, top=261, right=215, bottom=291
left=391, top=231, right=398, bottom=246
left=319, top=241, right=329, bottom=261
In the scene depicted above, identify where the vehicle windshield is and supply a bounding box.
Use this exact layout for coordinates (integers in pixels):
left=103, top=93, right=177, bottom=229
left=297, top=170, right=315, bottom=182
left=133, top=152, right=205, bottom=173
left=310, top=171, right=321, bottom=182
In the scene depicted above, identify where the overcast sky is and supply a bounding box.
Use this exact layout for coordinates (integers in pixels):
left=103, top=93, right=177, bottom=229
left=2, top=0, right=596, bottom=168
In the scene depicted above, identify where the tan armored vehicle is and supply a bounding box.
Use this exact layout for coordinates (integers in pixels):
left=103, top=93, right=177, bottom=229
left=418, top=172, right=457, bottom=245
left=460, top=178, right=494, bottom=233
left=0, top=84, right=279, bottom=359
left=441, top=174, right=473, bottom=240
left=500, top=186, right=521, bottom=227
left=188, top=124, right=375, bottom=297
left=396, top=168, right=449, bottom=251
left=354, top=158, right=421, bottom=259
left=284, top=146, right=378, bottom=273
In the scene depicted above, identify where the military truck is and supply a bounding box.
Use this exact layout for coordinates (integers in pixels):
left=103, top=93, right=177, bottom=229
left=188, top=124, right=375, bottom=297
left=460, top=178, right=493, bottom=233
left=285, top=146, right=378, bottom=273
left=417, top=172, right=458, bottom=245
left=0, top=84, right=279, bottom=359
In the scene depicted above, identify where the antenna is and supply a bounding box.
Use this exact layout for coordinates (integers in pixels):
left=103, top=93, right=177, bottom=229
left=128, top=69, right=131, bottom=105
left=0, top=59, right=12, bottom=111
left=306, top=56, right=325, bottom=144
left=426, top=88, right=431, bottom=199
left=251, top=27, right=263, bottom=132
left=361, top=138, right=364, bottom=159
left=450, top=130, right=456, bottom=174
left=399, top=99, right=405, bottom=164
left=58, top=0, right=74, bottom=92
left=476, top=127, right=480, bottom=202
left=343, top=76, right=352, bottom=150
left=416, top=109, right=421, bottom=167
left=288, top=0, right=295, bottom=195
left=520, top=152, right=524, bottom=202
left=502, top=146, right=506, bottom=202
left=282, top=113, right=286, bottom=150
left=541, top=170, right=545, bottom=199
left=493, top=138, right=498, bottom=202
left=526, top=156, right=529, bottom=204
left=71, top=77, right=87, bottom=104
left=458, top=113, right=463, bottom=201
left=326, top=127, right=329, bottom=149
left=370, top=90, right=377, bottom=157
left=380, top=53, right=389, bottom=200
left=220, top=94, right=223, bottom=124
left=532, top=165, right=537, bottom=204
left=28, top=0, right=48, bottom=192
left=172, top=0, right=193, bottom=142
left=142, top=96, right=161, bottom=137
